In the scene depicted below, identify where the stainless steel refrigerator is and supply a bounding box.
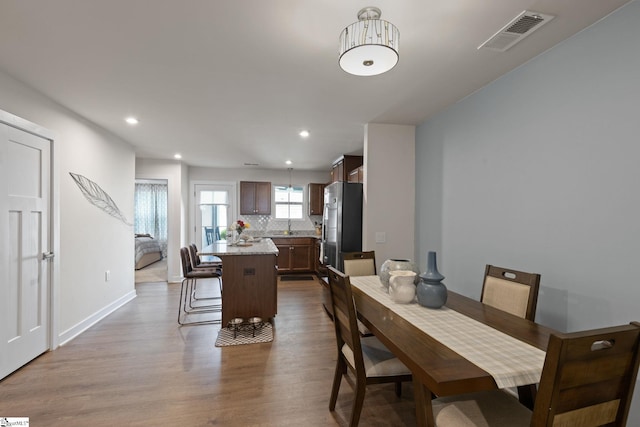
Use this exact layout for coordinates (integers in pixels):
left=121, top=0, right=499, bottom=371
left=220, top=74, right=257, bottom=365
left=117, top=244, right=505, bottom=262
left=321, top=181, right=363, bottom=272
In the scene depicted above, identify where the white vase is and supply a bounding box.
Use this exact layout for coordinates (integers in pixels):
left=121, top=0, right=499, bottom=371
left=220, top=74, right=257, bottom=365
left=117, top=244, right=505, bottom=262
left=379, top=259, right=420, bottom=288
left=388, top=271, right=417, bottom=303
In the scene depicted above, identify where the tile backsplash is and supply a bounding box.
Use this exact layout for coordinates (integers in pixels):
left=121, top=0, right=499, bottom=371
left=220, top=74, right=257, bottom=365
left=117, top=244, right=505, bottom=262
left=238, top=214, right=323, bottom=235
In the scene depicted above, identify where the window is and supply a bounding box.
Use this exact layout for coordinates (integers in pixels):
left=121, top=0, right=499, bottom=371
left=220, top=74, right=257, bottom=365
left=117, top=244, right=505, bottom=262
left=274, top=185, right=304, bottom=219
left=196, top=184, right=232, bottom=247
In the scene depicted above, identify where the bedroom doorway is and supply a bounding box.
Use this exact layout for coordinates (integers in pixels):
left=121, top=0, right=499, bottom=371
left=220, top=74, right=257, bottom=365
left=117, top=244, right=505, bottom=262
left=134, top=179, right=168, bottom=283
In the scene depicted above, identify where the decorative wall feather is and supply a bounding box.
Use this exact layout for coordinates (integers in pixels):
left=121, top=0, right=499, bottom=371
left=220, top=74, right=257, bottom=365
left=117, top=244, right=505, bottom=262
left=69, top=172, right=132, bottom=226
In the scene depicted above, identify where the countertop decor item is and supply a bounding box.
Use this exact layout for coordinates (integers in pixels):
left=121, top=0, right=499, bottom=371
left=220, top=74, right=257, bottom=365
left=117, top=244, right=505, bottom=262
left=379, top=259, right=419, bottom=288
left=229, top=219, right=250, bottom=242
left=416, top=251, right=448, bottom=309
left=388, top=270, right=417, bottom=304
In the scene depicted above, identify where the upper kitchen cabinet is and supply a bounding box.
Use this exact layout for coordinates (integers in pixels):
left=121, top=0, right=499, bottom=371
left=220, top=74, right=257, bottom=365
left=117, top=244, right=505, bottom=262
left=330, top=155, right=363, bottom=182
left=347, top=166, right=364, bottom=183
left=308, top=183, right=326, bottom=216
left=240, top=181, right=271, bottom=215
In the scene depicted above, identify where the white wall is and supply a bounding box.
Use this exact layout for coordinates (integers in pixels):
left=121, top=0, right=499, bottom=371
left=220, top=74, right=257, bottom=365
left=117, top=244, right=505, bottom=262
left=364, top=123, right=416, bottom=271
left=416, top=1, right=640, bottom=421
left=0, top=70, right=136, bottom=344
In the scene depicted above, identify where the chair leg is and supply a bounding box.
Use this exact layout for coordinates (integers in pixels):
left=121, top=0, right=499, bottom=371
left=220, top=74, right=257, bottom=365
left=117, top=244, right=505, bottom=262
left=178, top=278, right=197, bottom=324
left=349, top=377, right=367, bottom=427
left=395, top=381, right=402, bottom=397
left=329, top=357, right=346, bottom=411
left=178, top=277, right=223, bottom=326
left=187, top=278, right=221, bottom=311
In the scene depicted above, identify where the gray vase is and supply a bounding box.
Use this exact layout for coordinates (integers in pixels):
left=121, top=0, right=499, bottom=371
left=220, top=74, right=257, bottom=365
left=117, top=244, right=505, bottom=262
left=416, top=251, right=448, bottom=309
left=379, top=258, right=420, bottom=288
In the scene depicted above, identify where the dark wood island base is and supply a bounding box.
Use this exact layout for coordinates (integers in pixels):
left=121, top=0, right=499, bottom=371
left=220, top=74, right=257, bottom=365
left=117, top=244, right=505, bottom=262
left=199, top=239, right=279, bottom=326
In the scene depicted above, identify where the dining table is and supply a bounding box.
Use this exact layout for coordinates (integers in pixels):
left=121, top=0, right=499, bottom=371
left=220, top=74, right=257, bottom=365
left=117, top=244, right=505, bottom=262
left=349, top=275, right=557, bottom=427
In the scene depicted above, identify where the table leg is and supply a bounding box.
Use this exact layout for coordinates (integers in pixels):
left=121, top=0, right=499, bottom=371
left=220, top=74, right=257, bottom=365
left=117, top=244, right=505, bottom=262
left=413, top=377, right=435, bottom=427
left=517, top=384, right=537, bottom=409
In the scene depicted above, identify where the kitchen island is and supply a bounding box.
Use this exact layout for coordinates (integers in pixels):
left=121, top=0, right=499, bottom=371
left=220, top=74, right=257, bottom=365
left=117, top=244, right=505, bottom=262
left=200, top=239, right=278, bottom=325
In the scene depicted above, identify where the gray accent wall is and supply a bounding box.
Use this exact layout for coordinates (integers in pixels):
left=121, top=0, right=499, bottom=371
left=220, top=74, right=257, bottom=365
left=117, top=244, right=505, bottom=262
left=416, top=1, right=640, bottom=421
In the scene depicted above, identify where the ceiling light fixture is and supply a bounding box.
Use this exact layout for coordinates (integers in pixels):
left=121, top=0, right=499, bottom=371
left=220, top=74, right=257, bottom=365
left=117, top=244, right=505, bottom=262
left=125, top=117, right=139, bottom=125
left=287, top=167, right=293, bottom=191
left=174, top=153, right=182, bottom=159
left=285, top=160, right=292, bottom=165
left=339, top=7, right=399, bottom=77
left=299, top=130, right=310, bottom=138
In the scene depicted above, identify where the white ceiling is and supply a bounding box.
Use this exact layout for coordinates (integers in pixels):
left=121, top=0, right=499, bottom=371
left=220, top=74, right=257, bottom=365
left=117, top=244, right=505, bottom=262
left=0, top=0, right=631, bottom=171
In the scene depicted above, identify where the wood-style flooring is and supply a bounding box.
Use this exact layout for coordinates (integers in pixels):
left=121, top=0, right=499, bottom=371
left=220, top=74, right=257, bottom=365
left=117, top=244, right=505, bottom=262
left=0, top=277, right=416, bottom=426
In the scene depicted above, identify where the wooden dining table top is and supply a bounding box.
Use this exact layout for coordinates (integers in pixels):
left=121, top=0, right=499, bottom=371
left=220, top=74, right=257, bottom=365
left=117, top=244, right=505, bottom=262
left=349, top=275, right=557, bottom=398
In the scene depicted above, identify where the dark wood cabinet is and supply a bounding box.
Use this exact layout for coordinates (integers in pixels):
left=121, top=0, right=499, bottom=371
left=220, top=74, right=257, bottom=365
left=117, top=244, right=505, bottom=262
left=314, top=239, right=327, bottom=276
left=331, top=155, right=363, bottom=182
left=220, top=253, right=277, bottom=325
left=240, top=181, right=271, bottom=215
left=308, top=183, right=326, bottom=216
left=271, top=237, right=314, bottom=273
left=347, top=166, right=363, bottom=183
left=331, top=161, right=344, bottom=183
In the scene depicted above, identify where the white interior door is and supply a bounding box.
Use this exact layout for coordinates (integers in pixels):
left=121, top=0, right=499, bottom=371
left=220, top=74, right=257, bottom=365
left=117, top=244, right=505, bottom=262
left=194, top=183, right=235, bottom=248
left=0, top=122, right=51, bottom=379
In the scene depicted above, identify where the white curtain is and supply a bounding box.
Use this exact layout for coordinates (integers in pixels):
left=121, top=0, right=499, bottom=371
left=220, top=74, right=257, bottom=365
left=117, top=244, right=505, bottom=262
left=134, top=182, right=168, bottom=256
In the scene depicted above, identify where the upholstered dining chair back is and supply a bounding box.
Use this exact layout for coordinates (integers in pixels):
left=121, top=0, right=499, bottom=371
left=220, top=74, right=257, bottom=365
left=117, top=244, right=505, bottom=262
left=342, top=251, right=376, bottom=277
left=533, top=321, right=640, bottom=426
left=326, top=266, right=412, bottom=427
left=180, top=246, right=194, bottom=277
left=340, top=251, right=377, bottom=336
left=178, top=247, right=222, bottom=326
left=432, top=322, right=640, bottom=427
left=481, top=264, right=541, bottom=321
left=327, top=266, right=366, bottom=375
left=188, top=244, right=222, bottom=270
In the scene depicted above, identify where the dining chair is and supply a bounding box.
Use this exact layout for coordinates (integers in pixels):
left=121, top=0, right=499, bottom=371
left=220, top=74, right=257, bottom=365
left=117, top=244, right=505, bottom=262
left=204, top=226, right=214, bottom=245
left=178, top=247, right=222, bottom=326
left=481, top=264, right=541, bottom=322
left=481, top=264, right=542, bottom=406
left=188, top=243, right=223, bottom=300
left=189, top=243, right=222, bottom=269
left=431, top=321, right=640, bottom=427
left=342, top=251, right=377, bottom=336
left=342, top=251, right=376, bottom=277
left=326, top=266, right=412, bottom=427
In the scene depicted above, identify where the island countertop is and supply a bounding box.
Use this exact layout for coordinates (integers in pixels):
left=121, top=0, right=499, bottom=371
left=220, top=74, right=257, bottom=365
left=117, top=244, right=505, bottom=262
left=199, top=238, right=279, bottom=256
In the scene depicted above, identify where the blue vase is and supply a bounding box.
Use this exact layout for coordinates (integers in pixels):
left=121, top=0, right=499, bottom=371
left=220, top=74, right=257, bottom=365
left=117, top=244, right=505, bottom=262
left=416, top=252, right=448, bottom=309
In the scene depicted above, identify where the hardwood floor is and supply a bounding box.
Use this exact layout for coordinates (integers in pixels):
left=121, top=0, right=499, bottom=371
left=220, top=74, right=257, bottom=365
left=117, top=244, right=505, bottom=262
left=0, top=277, right=416, bottom=426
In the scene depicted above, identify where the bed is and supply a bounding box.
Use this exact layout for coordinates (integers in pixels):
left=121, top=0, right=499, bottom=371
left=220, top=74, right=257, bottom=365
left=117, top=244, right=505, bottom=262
left=135, top=234, right=163, bottom=270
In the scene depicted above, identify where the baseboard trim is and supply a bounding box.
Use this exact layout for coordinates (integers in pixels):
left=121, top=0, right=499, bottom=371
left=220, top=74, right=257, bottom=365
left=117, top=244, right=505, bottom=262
left=58, top=290, right=137, bottom=346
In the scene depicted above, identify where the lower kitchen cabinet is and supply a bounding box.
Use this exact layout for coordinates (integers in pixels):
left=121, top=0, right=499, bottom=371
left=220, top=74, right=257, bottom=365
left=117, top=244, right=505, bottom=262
left=314, top=238, right=327, bottom=276
left=271, top=237, right=314, bottom=273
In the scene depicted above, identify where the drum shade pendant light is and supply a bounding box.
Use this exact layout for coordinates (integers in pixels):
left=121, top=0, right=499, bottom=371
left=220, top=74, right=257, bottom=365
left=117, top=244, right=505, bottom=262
left=339, top=7, right=399, bottom=76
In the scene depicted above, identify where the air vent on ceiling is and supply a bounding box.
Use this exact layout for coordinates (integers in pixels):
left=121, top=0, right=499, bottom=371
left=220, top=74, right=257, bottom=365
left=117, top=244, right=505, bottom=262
left=478, top=10, right=555, bottom=52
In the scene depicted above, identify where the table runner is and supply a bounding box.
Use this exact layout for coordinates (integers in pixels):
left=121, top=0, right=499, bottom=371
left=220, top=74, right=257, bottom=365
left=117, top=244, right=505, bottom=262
left=350, top=276, right=546, bottom=388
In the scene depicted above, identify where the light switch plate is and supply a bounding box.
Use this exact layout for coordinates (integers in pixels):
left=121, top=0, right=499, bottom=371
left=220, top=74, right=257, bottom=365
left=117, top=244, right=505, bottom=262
left=375, top=232, right=386, bottom=243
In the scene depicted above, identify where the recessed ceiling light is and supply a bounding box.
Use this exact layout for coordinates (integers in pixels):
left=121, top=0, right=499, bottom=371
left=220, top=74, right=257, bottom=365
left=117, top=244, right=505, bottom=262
left=299, top=130, right=310, bottom=138
left=125, top=117, right=139, bottom=125
left=174, top=153, right=182, bottom=159
left=285, top=160, right=292, bottom=165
